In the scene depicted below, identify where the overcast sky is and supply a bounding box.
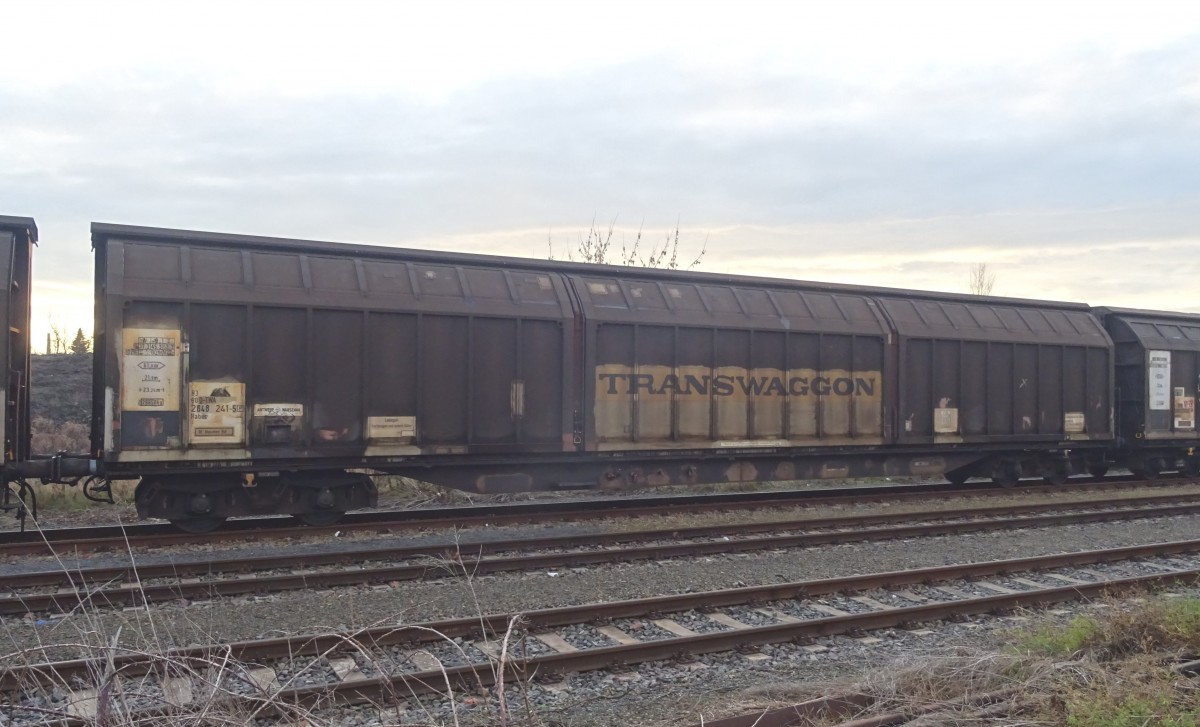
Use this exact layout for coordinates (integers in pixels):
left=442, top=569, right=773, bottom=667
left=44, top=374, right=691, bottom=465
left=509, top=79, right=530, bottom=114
left=4, top=0, right=1199, bottom=344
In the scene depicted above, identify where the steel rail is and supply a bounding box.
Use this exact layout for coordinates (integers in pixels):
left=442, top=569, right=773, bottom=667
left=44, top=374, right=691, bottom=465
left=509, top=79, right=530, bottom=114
left=679, top=688, right=1017, bottom=727
left=6, top=490, right=1199, bottom=591
left=682, top=693, right=878, bottom=727
left=18, top=552, right=1200, bottom=725
left=205, top=564, right=1200, bottom=715
left=5, top=498, right=1200, bottom=616
left=823, top=690, right=1016, bottom=727
left=6, top=537, right=1200, bottom=696
left=0, top=476, right=1170, bottom=555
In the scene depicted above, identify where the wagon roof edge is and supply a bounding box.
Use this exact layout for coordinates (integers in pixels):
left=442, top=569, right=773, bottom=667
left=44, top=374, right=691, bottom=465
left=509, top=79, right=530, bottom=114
left=0, top=215, right=37, bottom=242
left=91, top=221, right=1093, bottom=311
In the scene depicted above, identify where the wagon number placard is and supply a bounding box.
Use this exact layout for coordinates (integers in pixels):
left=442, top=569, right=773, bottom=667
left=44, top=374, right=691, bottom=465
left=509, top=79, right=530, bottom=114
left=188, top=381, right=246, bottom=445
left=1149, top=350, right=1171, bottom=411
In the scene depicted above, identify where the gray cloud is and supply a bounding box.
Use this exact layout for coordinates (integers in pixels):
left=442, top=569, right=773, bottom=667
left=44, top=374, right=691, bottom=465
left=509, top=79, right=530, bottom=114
left=2, top=35, right=1198, bottom=307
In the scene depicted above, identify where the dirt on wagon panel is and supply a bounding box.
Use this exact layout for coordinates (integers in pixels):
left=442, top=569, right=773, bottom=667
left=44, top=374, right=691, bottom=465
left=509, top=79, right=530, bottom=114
left=569, top=272, right=890, bottom=450
left=93, top=224, right=579, bottom=468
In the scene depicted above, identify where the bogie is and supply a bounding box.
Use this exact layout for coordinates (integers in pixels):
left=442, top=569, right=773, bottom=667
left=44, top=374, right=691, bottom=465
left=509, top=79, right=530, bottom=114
left=135, top=471, right=376, bottom=529
left=991, top=460, right=1021, bottom=489
left=1042, top=459, right=1071, bottom=486
left=1183, top=456, right=1200, bottom=478
left=1131, top=456, right=1164, bottom=481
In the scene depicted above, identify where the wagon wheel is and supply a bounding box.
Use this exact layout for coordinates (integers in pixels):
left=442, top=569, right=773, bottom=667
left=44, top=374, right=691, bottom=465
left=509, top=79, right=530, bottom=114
left=1087, top=464, right=1109, bottom=480
left=1043, top=460, right=1071, bottom=486
left=944, top=469, right=970, bottom=486
left=168, top=517, right=227, bottom=534
left=1182, top=457, right=1200, bottom=478
left=1131, top=458, right=1162, bottom=481
left=991, top=460, right=1020, bottom=489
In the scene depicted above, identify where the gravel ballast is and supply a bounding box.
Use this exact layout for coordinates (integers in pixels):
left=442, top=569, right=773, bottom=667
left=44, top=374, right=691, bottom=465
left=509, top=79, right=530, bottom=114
left=4, top=514, right=1198, bottom=655
left=4, top=509, right=1200, bottom=726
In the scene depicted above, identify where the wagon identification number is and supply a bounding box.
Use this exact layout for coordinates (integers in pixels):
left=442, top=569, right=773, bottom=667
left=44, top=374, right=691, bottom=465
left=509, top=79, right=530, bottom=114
left=1149, top=350, right=1171, bottom=411
left=188, top=381, right=245, bottom=445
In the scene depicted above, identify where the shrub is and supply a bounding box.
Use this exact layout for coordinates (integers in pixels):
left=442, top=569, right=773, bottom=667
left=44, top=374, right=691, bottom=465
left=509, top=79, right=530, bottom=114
left=1066, top=694, right=1200, bottom=727
left=1018, top=615, right=1102, bottom=656
left=30, top=417, right=90, bottom=455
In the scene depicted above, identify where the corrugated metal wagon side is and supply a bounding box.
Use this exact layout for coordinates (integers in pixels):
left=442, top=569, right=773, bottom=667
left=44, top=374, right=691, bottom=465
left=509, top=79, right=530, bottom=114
left=0, top=216, right=38, bottom=525
left=1095, top=307, right=1200, bottom=477
left=569, top=271, right=905, bottom=485
left=571, top=271, right=891, bottom=460
left=0, top=217, right=34, bottom=468
left=75, top=220, right=1134, bottom=529
left=91, top=223, right=577, bottom=528
left=877, top=296, right=1113, bottom=484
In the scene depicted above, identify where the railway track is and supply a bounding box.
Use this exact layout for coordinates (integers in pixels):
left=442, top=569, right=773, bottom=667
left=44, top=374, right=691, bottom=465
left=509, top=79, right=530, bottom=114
left=0, top=476, right=1179, bottom=555
left=685, top=690, right=1017, bottom=727
left=4, top=491, right=1199, bottom=616
left=4, top=539, right=1199, bottom=725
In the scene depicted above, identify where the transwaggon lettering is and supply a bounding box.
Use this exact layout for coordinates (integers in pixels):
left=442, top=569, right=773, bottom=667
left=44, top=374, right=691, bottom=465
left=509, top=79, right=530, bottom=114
left=597, top=372, right=877, bottom=397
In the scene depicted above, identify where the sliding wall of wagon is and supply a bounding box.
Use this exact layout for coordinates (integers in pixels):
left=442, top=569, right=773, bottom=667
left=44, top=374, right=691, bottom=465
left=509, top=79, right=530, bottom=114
left=876, top=297, right=1113, bottom=444
left=0, top=216, right=34, bottom=464
left=570, top=274, right=892, bottom=449
left=92, top=225, right=577, bottom=467
left=1095, top=307, right=1200, bottom=443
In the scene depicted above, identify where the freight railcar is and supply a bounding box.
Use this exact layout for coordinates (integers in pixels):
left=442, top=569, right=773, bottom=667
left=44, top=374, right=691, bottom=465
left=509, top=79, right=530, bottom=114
left=569, top=267, right=1112, bottom=488
left=0, top=217, right=1137, bottom=532
left=0, top=217, right=34, bottom=471
left=1093, top=307, right=1200, bottom=478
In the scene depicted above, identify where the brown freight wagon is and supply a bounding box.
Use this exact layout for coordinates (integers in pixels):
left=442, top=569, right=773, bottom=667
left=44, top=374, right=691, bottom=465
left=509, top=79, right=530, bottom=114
left=1094, top=307, right=1200, bottom=477
left=0, top=217, right=34, bottom=470
left=572, top=269, right=1113, bottom=487
left=876, top=295, right=1113, bottom=483
left=91, top=223, right=578, bottom=528
left=84, top=223, right=1115, bottom=530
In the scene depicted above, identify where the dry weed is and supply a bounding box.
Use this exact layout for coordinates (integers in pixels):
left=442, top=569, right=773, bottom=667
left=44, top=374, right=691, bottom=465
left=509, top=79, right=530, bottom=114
left=0, top=529, right=554, bottom=726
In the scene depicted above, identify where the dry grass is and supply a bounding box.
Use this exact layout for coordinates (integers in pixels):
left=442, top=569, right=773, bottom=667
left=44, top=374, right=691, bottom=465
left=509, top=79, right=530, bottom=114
left=763, top=597, right=1200, bottom=727
left=373, top=475, right=480, bottom=507
left=1017, top=597, right=1200, bottom=659
left=30, top=417, right=89, bottom=457
left=22, top=417, right=136, bottom=514
left=0, top=534, right=554, bottom=727
left=1007, top=598, right=1200, bottom=727
left=28, top=480, right=138, bottom=512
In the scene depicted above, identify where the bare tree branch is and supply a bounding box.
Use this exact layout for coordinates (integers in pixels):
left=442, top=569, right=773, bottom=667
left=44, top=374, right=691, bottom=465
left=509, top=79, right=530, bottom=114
left=968, top=263, right=996, bottom=295
left=550, top=216, right=705, bottom=270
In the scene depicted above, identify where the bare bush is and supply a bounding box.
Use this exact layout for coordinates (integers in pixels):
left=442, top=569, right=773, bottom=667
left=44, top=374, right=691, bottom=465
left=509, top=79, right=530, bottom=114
left=549, top=217, right=706, bottom=269
left=48, top=319, right=66, bottom=354
left=968, top=262, right=996, bottom=295
left=31, top=353, right=92, bottom=427
left=31, top=417, right=89, bottom=455
left=0, top=531, right=548, bottom=726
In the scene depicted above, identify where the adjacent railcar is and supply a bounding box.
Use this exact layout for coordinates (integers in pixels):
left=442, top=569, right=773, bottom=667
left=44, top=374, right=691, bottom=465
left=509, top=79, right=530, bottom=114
left=0, top=217, right=34, bottom=468
left=1094, top=307, right=1200, bottom=477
